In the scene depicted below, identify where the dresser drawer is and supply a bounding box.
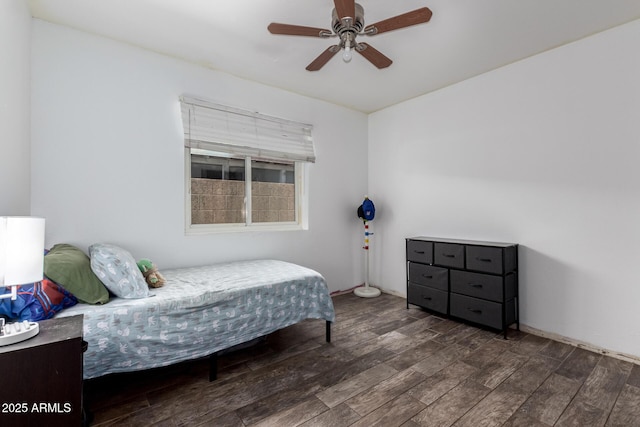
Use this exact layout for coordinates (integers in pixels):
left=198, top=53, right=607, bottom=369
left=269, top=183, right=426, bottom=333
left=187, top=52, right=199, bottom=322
left=466, top=246, right=504, bottom=274
left=434, top=243, right=464, bottom=269
left=450, top=294, right=503, bottom=330
left=408, top=263, right=448, bottom=291
left=408, top=283, right=448, bottom=315
left=407, top=240, right=433, bottom=264
left=451, top=270, right=507, bottom=302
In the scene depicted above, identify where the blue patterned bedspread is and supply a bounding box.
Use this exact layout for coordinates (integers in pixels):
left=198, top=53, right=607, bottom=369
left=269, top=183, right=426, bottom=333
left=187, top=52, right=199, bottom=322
left=56, top=260, right=335, bottom=379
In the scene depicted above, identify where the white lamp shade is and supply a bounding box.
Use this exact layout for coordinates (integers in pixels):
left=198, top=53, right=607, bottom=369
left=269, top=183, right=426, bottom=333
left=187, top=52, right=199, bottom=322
left=0, top=217, right=45, bottom=287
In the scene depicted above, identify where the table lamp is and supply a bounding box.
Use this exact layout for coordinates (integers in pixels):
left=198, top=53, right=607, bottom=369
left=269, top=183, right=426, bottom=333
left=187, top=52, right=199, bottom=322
left=0, top=216, right=45, bottom=345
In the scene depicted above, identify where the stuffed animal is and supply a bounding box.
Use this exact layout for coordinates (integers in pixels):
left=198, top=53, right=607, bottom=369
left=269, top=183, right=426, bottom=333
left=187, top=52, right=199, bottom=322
left=136, top=259, right=166, bottom=288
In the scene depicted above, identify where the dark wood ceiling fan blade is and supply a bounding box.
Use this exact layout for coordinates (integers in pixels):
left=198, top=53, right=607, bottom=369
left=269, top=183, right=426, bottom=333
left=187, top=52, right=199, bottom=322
left=268, top=23, right=331, bottom=37
left=356, top=43, right=392, bottom=69
left=306, top=46, right=340, bottom=71
left=364, top=7, right=433, bottom=35
left=334, top=0, right=355, bottom=20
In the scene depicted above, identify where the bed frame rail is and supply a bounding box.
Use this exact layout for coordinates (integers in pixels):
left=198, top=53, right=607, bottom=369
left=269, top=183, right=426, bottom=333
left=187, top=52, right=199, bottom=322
left=208, top=320, right=332, bottom=382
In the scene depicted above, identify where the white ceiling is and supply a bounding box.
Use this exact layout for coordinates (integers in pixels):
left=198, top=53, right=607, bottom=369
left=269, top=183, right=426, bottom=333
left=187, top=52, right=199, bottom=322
left=27, top=0, right=640, bottom=113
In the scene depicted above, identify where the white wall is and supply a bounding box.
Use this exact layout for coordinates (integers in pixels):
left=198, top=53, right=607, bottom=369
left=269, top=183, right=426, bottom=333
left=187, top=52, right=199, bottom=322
left=369, top=20, right=640, bottom=358
left=0, top=0, right=32, bottom=215
left=30, top=20, right=368, bottom=293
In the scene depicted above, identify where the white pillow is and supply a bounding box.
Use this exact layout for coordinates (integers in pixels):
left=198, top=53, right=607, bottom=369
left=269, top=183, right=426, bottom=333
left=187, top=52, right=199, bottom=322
left=89, top=243, right=149, bottom=299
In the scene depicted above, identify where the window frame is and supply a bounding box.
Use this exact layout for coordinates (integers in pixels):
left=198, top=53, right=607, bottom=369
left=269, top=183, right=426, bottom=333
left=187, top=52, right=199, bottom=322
left=185, top=149, right=309, bottom=235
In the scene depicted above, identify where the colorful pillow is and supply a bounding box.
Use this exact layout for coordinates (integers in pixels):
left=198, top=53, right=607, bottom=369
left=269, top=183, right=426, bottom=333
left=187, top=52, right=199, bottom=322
left=0, top=279, right=78, bottom=321
left=89, top=243, right=149, bottom=299
left=43, top=243, right=110, bottom=304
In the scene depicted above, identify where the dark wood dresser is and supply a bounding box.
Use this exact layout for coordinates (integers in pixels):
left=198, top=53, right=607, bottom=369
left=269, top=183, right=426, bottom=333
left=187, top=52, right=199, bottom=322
left=406, top=237, right=519, bottom=337
left=0, top=315, right=84, bottom=426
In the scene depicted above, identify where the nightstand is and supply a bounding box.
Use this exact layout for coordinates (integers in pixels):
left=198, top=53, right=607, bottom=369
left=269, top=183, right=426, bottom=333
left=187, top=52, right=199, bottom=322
left=0, top=315, right=84, bottom=427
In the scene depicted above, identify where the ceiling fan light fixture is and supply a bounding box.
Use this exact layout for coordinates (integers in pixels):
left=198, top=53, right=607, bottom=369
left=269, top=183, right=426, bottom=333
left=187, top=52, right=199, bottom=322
left=343, top=37, right=353, bottom=62
left=343, top=45, right=352, bottom=62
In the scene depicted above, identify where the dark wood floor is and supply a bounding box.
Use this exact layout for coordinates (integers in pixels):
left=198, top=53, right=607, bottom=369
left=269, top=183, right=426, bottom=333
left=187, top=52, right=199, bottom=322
left=84, top=292, right=640, bottom=426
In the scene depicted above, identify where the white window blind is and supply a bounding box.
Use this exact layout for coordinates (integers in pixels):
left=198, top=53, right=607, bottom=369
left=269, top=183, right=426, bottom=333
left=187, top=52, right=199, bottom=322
left=180, top=96, right=315, bottom=163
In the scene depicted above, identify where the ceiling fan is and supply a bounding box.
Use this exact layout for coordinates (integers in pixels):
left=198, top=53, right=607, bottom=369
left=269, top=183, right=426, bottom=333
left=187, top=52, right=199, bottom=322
left=268, top=1, right=433, bottom=71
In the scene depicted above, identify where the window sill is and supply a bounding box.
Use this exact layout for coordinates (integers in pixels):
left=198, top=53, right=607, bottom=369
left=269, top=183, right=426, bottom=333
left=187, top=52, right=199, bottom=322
left=186, top=222, right=307, bottom=235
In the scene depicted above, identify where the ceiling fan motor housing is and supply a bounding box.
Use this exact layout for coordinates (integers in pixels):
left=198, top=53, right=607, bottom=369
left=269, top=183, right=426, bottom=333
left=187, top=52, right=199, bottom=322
left=332, top=3, right=364, bottom=47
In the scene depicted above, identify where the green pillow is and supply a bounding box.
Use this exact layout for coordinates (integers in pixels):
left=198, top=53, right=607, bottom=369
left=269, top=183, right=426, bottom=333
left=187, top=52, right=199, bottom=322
left=44, top=244, right=110, bottom=304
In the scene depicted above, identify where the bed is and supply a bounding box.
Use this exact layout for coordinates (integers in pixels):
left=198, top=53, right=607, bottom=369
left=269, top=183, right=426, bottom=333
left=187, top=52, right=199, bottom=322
left=56, top=259, right=335, bottom=379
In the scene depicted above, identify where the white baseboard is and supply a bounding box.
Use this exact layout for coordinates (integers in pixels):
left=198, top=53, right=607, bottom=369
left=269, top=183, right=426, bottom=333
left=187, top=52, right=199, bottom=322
left=518, top=324, right=640, bottom=365
left=379, top=288, right=404, bottom=298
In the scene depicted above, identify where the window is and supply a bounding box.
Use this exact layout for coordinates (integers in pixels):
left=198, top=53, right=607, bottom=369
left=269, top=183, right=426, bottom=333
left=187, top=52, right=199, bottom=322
left=180, top=97, right=315, bottom=233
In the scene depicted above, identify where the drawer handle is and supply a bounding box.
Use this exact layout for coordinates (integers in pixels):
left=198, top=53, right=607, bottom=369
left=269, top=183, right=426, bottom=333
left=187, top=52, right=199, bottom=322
left=422, top=274, right=433, bottom=279
left=423, top=296, right=432, bottom=301
left=468, top=308, right=482, bottom=315
left=476, top=257, right=492, bottom=263
left=469, top=283, right=483, bottom=289
left=414, top=250, right=425, bottom=254
left=442, top=254, right=456, bottom=258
